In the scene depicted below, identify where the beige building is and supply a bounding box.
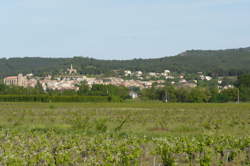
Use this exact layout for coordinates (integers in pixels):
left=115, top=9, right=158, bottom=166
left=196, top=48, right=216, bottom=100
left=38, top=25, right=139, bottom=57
left=4, top=74, right=27, bottom=87
left=67, top=64, right=77, bottom=74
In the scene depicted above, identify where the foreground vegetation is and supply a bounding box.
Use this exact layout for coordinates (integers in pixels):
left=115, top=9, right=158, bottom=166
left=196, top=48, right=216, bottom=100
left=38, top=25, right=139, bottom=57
left=0, top=102, right=249, bottom=165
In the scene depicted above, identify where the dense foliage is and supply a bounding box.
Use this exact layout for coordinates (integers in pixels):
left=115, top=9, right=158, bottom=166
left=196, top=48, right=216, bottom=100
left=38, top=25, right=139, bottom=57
left=0, top=95, right=112, bottom=102
left=0, top=132, right=249, bottom=166
left=236, top=74, right=250, bottom=102
left=1, top=47, right=250, bottom=77
left=141, top=86, right=240, bottom=103
left=0, top=83, right=129, bottom=102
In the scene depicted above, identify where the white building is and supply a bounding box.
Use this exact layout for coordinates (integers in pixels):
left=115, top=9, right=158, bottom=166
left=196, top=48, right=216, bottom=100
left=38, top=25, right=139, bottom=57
left=165, top=70, right=170, bottom=73
left=148, top=72, right=157, bottom=77
left=179, top=79, right=187, bottom=83
left=135, top=71, right=143, bottom=77
left=205, top=76, right=212, bottom=81
left=129, top=91, right=138, bottom=99
left=124, top=70, right=132, bottom=76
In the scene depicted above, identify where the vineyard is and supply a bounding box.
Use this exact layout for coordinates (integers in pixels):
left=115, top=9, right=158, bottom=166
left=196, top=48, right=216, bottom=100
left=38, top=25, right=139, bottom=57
left=0, top=102, right=249, bottom=165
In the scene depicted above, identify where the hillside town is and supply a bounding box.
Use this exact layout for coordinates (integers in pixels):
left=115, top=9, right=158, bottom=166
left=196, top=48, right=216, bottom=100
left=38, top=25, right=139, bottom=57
left=3, top=65, right=234, bottom=92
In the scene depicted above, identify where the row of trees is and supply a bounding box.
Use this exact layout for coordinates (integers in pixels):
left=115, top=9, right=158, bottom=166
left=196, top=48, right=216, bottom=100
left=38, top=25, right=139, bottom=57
left=0, top=95, right=112, bottom=102
left=0, top=82, right=130, bottom=102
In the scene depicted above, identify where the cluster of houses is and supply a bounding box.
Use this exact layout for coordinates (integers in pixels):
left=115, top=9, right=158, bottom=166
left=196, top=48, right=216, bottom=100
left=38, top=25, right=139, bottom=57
left=3, top=65, right=234, bottom=92
left=124, top=70, right=173, bottom=80
left=3, top=65, right=164, bottom=91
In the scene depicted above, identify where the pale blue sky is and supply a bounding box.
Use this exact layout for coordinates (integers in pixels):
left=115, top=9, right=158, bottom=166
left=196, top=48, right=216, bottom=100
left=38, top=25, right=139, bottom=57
left=0, top=0, right=249, bottom=59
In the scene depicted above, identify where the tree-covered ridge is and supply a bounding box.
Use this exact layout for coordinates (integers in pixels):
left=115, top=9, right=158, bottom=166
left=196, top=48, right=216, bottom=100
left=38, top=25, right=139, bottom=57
left=0, top=47, right=250, bottom=77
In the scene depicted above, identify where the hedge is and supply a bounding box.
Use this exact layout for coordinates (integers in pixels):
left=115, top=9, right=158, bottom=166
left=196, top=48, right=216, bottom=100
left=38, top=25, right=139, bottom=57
left=0, top=95, right=120, bottom=102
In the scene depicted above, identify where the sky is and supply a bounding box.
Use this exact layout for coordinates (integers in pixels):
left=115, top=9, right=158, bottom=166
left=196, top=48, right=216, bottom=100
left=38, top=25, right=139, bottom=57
left=0, top=0, right=250, bottom=60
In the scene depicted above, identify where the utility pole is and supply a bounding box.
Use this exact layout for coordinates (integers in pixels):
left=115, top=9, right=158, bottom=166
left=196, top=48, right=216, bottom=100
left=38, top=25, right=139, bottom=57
left=236, top=70, right=240, bottom=104
left=237, top=88, right=240, bottom=104
left=165, top=91, right=168, bottom=103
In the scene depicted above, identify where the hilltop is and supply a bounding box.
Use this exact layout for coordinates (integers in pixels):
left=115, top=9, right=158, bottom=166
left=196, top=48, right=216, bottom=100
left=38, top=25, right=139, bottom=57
left=0, top=47, right=250, bottom=77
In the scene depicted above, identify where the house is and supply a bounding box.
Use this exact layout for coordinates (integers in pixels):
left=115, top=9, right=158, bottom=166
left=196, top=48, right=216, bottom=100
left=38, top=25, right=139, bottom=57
left=179, top=75, right=184, bottom=79
left=200, top=75, right=212, bottom=81
left=200, top=75, right=205, bottom=80
left=124, top=70, right=132, bottom=76
left=164, top=70, right=170, bottom=74
left=129, top=91, right=138, bottom=99
left=135, top=71, right=143, bottom=77
left=165, top=76, right=174, bottom=79
left=26, top=79, right=37, bottom=88
left=205, top=76, right=212, bottom=81
left=148, top=72, right=157, bottom=77
left=223, top=85, right=234, bottom=89
left=180, top=82, right=197, bottom=88
left=179, top=79, right=187, bottom=83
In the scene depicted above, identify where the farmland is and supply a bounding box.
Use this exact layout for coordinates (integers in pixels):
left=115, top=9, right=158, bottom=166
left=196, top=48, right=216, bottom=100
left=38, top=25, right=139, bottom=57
left=0, top=102, right=249, bottom=165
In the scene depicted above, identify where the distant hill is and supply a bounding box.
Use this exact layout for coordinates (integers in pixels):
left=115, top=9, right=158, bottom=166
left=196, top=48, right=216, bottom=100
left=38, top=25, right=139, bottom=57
left=0, top=47, right=250, bottom=77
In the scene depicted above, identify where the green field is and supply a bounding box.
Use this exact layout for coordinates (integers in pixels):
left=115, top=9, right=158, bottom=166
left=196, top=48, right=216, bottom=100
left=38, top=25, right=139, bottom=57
left=0, top=102, right=249, bottom=165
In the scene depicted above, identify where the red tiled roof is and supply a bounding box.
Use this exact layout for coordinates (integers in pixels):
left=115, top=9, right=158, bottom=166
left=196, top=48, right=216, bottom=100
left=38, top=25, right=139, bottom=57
left=4, top=76, right=18, bottom=80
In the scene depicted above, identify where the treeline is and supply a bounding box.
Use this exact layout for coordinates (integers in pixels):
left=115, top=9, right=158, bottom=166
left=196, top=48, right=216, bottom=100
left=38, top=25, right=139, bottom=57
left=0, top=82, right=129, bottom=102
left=0, top=95, right=111, bottom=102
left=141, top=86, right=238, bottom=103
left=141, top=75, right=250, bottom=103
left=1, top=47, right=250, bottom=77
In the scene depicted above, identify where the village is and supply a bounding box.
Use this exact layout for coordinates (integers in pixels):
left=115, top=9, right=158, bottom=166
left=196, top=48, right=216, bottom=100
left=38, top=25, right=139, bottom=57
left=3, top=65, right=234, bottom=92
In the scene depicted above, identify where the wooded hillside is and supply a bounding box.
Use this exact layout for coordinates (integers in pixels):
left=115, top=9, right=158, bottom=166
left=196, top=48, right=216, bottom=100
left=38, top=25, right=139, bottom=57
left=0, top=47, right=250, bottom=77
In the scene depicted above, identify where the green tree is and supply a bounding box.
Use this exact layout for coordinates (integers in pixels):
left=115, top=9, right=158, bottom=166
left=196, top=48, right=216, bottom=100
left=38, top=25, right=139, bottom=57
left=236, top=75, right=250, bottom=101
left=78, top=81, right=90, bottom=95
left=186, top=88, right=210, bottom=103
left=217, top=88, right=237, bottom=102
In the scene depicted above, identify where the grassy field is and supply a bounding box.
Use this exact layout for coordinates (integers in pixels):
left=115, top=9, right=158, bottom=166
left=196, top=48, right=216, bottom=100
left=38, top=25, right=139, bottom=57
left=0, top=102, right=249, bottom=165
